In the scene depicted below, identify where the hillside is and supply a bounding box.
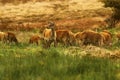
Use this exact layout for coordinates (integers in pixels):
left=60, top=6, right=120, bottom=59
left=0, top=1, right=120, bottom=80
left=0, top=0, right=111, bottom=31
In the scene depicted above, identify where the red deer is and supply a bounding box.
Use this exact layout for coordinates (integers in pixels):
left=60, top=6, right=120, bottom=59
left=103, top=30, right=112, bottom=37
left=80, top=30, right=103, bottom=46
left=0, top=31, right=8, bottom=43
left=42, top=21, right=56, bottom=48
left=6, top=32, right=18, bottom=44
left=100, top=30, right=112, bottom=46
left=29, top=35, right=42, bottom=45
left=68, top=31, right=76, bottom=46
left=74, top=32, right=83, bottom=46
left=55, top=30, right=71, bottom=46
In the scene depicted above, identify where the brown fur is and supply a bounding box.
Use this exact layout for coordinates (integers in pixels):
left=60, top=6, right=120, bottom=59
left=100, top=31, right=112, bottom=46
left=103, top=30, right=112, bottom=37
left=74, top=32, right=83, bottom=46
left=116, top=33, right=120, bottom=41
left=43, top=28, right=56, bottom=48
left=29, top=35, right=41, bottom=45
left=56, top=30, right=71, bottom=46
left=80, top=30, right=103, bottom=46
left=0, top=32, right=8, bottom=42
left=68, top=31, right=76, bottom=46
left=6, top=32, right=18, bottom=44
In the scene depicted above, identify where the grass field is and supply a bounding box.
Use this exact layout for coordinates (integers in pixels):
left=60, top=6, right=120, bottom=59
left=0, top=29, right=120, bottom=80
left=0, top=42, right=120, bottom=80
left=0, top=0, right=120, bottom=80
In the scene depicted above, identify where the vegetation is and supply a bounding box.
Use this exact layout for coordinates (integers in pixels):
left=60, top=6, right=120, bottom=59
left=0, top=0, right=120, bottom=80
left=0, top=0, right=109, bottom=31
left=100, top=0, right=120, bottom=28
left=0, top=0, right=67, bottom=4
left=0, top=42, right=119, bottom=80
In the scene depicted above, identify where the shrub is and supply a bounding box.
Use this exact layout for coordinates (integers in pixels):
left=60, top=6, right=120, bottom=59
left=100, top=0, right=120, bottom=28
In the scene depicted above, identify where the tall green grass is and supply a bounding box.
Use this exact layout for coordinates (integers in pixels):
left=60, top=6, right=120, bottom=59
left=0, top=43, right=119, bottom=80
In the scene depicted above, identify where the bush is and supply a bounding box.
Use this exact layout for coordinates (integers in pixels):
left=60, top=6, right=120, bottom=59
left=100, top=0, right=120, bottom=28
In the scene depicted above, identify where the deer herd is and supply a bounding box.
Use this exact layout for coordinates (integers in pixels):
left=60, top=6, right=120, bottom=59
left=0, top=21, right=120, bottom=48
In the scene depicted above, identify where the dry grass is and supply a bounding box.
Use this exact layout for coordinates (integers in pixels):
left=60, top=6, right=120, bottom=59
left=0, top=0, right=112, bottom=31
left=0, top=0, right=106, bottom=19
left=0, top=1, right=120, bottom=80
left=64, top=45, right=120, bottom=59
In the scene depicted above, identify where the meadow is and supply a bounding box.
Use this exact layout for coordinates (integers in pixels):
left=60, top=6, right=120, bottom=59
left=0, top=42, right=120, bottom=80
left=0, top=29, right=120, bottom=80
left=0, top=0, right=120, bottom=80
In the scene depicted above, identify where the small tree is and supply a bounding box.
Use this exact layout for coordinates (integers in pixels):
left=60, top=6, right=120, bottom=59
left=100, top=0, right=120, bottom=28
